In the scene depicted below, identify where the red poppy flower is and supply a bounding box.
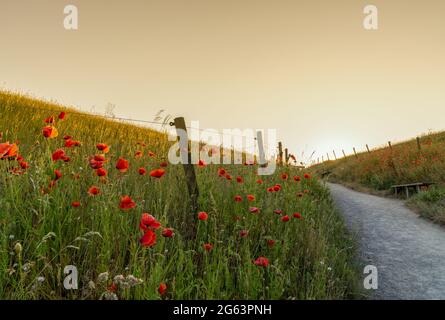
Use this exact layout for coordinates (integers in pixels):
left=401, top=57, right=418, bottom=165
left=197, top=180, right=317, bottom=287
left=234, top=195, right=242, bottom=202
left=62, top=156, right=71, bottom=162
left=139, top=213, right=161, bottom=231
left=96, top=143, right=110, bottom=153
left=65, top=140, right=81, bottom=148
left=160, top=161, right=168, bottom=167
left=140, top=229, right=156, bottom=247
left=96, top=168, right=107, bottom=177
left=0, top=142, right=18, bottom=159
left=218, top=168, right=226, bottom=176
left=138, top=167, right=147, bottom=175
left=247, top=194, right=255, bottom=202
left=150, top=168, right=165, bottom=178
left=63, top=135, right=72, bottom=140
left=42, top=126, right=58, bottom=139
left=52, top=149, right=66, bottom=161
left=281, top=215, right=290, bottom=222
left=94, top=154, right=106, bottom=162
left=267, top=187, right=274, bottom=192
left=197, top=211, right=208, bottom=221
left=119, top=195, right=136, bottom=210
left=225, top=174, right=232, bottom=181
left=281, top=173, right=288, bottom=180
left=89, top=159, right=104, bottom=169
left=273, top=184, right=281, bottom=192
left=58, top=111, right=66, bottom=120
left=294, top=176, right=301, bottom=182
left=148, top=151, right=156, bottom=157
left=16, top=154, right=24, bottom=161
left=274, top=209, right=282, bottom=215
left=108, top=283, right=118, bottom=293
left=88, top=186, right=100, bottom=196
left=71, top=202, right=81, bottom=207
left=158, top=283, right=167, bottom=295
left=239, top=230, right=249, bottom=238
left=198, top=160, right=206, bottom=167
left=203, top=243, right=213, bottom=252
left=54, top=170, right=62, bottom=181
left=267, top=239, right=275, bottom=248
left=116, top=158, right=129, bottom=172
left=44, top=116, right=54, bottom=124
left=135, top=150, right=143, bottom=158
left=256, top=179, right=263, bottom=184
left=236, top=176, right=243, bottom=183
left=304, top=173, right=311, bottom=179
left=293, top=213, right=302, bottom=219
left=254, top=256, right=269, bottom=267
left=249, top=207, right=260, bottom=214
left=19, top=161, right=29, bottom=169
left=161, top=228, right=174, bottom=238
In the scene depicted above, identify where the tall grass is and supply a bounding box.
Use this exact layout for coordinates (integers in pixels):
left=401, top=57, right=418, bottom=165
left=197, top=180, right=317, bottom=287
left=313, top=133, right=445, bottom=223
left=0, top=91, right=359, bottom=299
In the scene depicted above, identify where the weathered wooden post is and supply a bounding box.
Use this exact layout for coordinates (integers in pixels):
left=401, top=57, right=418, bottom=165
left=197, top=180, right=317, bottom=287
left=353, top=147, right=358, bottom=159
left=342, top=149, right=346, bottom=158
left=326, top=153, right=330, bottom=161
left=256, top=131, right=267, bottom=168
left=388, top=141, right=393, bottom=151
left=416, top=137, right=421, bottom=151
left=172, top=117, right=199, bottom=218
left=284, top=148, right=289, bottom=166
left=333, top=150, right=337, bottom=160
left=278, top=142, right=283, bottom=166
left=366, top=144, right=371, bottom=153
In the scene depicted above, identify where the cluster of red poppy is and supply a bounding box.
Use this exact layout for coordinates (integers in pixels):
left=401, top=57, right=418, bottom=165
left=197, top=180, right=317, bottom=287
left=0, top=141, right=32, bottom=175
left=139, top=212, right=174, bottom=248
left=214, top=166, right=310, bottom=267
left=36, top=111, right=170, bottom=206
left=2, top=109, right=318, bottom=295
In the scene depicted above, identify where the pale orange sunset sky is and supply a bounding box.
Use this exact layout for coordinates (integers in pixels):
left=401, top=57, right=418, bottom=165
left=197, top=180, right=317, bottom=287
left=1, top=0, right=445, bottom=163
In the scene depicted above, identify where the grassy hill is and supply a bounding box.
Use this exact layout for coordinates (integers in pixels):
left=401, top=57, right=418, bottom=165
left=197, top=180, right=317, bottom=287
left=0, top=91, right=359, bottom=299
left=312, top=132, right=445, bottom=224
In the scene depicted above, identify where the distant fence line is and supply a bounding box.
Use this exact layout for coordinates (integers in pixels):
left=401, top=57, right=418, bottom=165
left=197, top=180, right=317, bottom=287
left=315, top=136, right=425, bottom=166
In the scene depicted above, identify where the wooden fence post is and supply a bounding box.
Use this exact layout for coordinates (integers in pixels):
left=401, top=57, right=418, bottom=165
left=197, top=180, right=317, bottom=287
left=278, top=142, right=283, bottom=166
left=342, top=149, right=346, bottom=158
left=353, top=147, right=358, bottom=159
left=172, top=117, right=200, bottom=219
left=416, top=137, right=421, bottom=151
left=388, top=141, right=393, bottom=150
left=366, top=144, right=370, bottom=153
left=256, top=131, right=267, bottom=168
left=326, top=153, right=330, bottom=161
left=284, top=148, right=289, bottom=166
left=333, top=150, right=337, bottom=160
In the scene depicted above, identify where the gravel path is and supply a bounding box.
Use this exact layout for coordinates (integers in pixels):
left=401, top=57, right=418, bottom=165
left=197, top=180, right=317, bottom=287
left=327, top=182, right=445, bottom=300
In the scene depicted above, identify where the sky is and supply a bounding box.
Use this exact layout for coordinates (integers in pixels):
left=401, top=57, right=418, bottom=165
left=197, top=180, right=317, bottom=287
left=1, top=0, right=445, bottom=164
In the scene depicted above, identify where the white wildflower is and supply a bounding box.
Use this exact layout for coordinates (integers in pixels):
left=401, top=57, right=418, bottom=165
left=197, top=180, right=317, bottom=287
left=97, top=272, right=109, bottom=283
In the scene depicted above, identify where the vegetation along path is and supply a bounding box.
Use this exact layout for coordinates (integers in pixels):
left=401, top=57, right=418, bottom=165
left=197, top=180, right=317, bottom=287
left=328, top=183, right=445, bottom=299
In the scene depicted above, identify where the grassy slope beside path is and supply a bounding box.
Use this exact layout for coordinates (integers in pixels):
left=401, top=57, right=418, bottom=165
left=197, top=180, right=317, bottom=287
left=312, top=132, right=445, bottom=224
left=0, top=91, right=359, bottom=299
